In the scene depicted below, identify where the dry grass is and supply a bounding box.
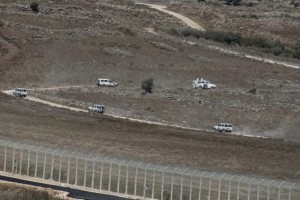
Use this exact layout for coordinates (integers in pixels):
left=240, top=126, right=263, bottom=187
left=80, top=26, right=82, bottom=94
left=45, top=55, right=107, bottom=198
left=0, top=182, right=64, bottom=200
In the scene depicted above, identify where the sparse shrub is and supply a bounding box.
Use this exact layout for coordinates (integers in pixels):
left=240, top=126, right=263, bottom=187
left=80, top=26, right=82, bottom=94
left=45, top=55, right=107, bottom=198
left=272, top=46, right=283, bottom=56
left=225, top=0, right=242, bottom=6
left=30, top=2, right=39, bottom=12
left=167, top=27, right=300, bottom=60
left=118, top=26, right=135, bottom=36
left=248, top=88, right=256, bottom=94
left=141, top=78, right=154, bottom=93
left=293, top=48, right=300, bottom=59
left=294, top=2, right=300, bottom=7
left=246, top=2, right=254, bottom=7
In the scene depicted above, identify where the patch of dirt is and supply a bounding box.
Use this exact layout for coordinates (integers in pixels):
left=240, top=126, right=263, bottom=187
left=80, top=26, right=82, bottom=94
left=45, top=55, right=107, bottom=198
left=0, top=0, right=299, bottom=182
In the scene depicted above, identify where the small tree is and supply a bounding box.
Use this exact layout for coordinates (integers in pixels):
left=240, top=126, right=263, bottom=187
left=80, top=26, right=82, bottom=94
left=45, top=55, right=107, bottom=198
left=141, top=78, right=154, bottom=93
left=30, top=2, right=39, bottom=12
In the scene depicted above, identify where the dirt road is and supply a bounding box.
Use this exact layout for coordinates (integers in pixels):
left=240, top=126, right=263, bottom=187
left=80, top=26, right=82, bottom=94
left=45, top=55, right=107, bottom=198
left=1, top=89, right=210, bottom=132
left=139, top=3, right=300, bottom=69
left=137, top=3, right=205, bottom=31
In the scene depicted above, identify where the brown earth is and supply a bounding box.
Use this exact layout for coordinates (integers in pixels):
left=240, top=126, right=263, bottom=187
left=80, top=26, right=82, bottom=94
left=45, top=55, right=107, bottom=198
left=0, top=0, right=300, bottom=181
left=0, top=181, right=67, bottom=200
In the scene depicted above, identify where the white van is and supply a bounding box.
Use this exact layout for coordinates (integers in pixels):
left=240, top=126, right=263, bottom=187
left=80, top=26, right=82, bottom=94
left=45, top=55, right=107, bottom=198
left=13, top=88, right=27, bottom=97
left=214, top=123, right=233, bottom=132
left=88, top=104, right=105, bottom=113
left=97, top=79, right=118, bottom=87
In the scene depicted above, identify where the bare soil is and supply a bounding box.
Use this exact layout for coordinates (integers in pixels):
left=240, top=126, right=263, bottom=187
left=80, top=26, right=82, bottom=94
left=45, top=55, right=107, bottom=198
left=0, top=0, right=299, bottom=181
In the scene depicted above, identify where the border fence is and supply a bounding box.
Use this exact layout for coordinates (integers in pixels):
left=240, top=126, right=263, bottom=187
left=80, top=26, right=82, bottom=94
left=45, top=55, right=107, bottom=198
left=0, top=139, right=299, bottom=200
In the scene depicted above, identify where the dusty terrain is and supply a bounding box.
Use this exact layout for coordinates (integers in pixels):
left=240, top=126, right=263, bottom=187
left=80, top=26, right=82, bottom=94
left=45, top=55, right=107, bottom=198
left=0, top=181, right=68, bottom=200
left=0, top=0, right=300, bottom=182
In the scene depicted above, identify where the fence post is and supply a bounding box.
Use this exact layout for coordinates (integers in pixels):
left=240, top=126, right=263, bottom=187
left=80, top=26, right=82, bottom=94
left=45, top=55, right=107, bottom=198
left=125, top=160, right=132, bottom=194
left=12, top=143, right=18, bottom=174
left=92, top=157, right=98, bottom=189
left=267, top=180, right=275, bottom=200
left=143, top=164, right=151, bottom=199
left=50, top=150, right=58, bottom=180
left=134, top=162, right=142, bottom=196
left=189, top=170, right=197, bottom=200
left=161, top=166, right=169, bottom=200
left=100, top=157, right=107, bottom=191
left=67, top=151, right=75, bottom=184
left=198, top=171, right=206, bottom=200
left=180, top=168, right=189, bottom=200
left=59, top=150, right=66, bottom=183
left=35, top=146, right=42, bottom=178
left=152, top=166, right=159, bottom=199
left=19, top=144, right=26, bottom=175
left=108, top=158, right=116, bottom=192
left=117, top=160, right=125, bottom=193
left=75, top=154, right=80, bottom=186
left=43, top=148, right=50, bottom=179
left=247, top=178, right=255, bottom=200
left=27, top=146, right=33, bottom=176
left=237, top=177, right=245, bottom=200
left=208, top=172, right=216, bottom=200
left=228, top=175, right=235, bottom=200
left=288, top=183, right=296, bottom=200
left=257, top=179, right=264, bottom=200
left=171, top=167, right=178, bottom=200
left=278, top=181, right=285, bottom=200
left=84, top=154, right=93, bottom=188
left=218, top=174, right=226, bottom=200
left=3, top=141, right=10, bottom=172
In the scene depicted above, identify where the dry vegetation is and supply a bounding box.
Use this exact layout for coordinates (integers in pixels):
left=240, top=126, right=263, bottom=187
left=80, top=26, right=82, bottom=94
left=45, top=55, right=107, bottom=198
left=0, top=182, right=65, bottom=200
left=0, top=0, right=299, bottom=183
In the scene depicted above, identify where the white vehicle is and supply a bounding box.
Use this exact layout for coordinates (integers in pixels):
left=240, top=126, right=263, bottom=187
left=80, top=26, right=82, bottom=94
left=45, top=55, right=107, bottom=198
left=193, top=78, right=216, bottom=89
left=88, top=104, right=105, bottom=113
left=214, top=123, right=233, bottom=132
left=97, top=79, right=117, bottom=87
left=12, top=88, right=27, bottom=97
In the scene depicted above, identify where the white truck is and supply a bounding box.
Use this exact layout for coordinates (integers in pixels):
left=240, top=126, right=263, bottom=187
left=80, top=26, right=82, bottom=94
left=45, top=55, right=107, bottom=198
left=13, top=88, right=27, bottom=97
left=193, top=78, right=216, bottom=89
left=97, top=79, right=118, bottom=87
left=214, top=123, right=233, bottom=132
left=88, top=104, right=105, bottom=113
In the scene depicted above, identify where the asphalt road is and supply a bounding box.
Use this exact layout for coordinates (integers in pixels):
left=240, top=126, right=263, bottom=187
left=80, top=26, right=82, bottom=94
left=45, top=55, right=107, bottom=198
left=0, top=175, right=129, bottom=200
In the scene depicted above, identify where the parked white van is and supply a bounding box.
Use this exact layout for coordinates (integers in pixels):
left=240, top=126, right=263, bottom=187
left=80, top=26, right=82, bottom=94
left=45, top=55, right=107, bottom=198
left=13, top=88, right=27, bottom=97
left=97, top=79, right=117, bottom=87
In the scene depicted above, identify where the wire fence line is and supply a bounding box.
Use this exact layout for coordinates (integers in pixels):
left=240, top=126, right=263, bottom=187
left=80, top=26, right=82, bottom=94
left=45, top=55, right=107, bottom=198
left=0, top=139, right=299, bottom=200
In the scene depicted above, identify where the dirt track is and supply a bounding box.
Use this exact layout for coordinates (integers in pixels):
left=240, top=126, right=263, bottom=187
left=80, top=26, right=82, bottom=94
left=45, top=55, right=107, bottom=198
left=0, top=0, right=300, bottom=182
left=140, top=3, right=300, bottom=69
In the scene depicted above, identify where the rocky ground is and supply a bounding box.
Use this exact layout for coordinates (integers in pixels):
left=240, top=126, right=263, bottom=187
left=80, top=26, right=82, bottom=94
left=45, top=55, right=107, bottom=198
left=0, top=0, right=300, bottom=182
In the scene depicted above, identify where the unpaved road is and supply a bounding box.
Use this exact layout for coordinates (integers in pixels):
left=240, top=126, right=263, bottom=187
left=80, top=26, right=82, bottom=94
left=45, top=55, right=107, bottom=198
left=139, top=3, right=300, bottom=69
left=137, top=3, right=205, bottom=31
left=1, top=88, right=268, bottom=139
left=1, top=89, right=210, bottom=132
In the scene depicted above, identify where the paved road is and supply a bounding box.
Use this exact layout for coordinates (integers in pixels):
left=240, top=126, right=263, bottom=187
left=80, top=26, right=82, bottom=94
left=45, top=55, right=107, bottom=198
left=0, top=175, right=129, bottom=200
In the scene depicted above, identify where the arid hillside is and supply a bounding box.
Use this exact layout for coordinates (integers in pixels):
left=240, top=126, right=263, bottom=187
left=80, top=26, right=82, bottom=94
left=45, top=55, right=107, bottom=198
left=0, top=0, right=299, bottom=181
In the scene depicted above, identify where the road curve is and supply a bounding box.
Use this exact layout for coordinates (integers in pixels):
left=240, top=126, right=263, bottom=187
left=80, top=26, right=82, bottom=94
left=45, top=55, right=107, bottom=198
left=137, top=3, right=205, bottom=31
left=138, top=3, right=300, bottom=69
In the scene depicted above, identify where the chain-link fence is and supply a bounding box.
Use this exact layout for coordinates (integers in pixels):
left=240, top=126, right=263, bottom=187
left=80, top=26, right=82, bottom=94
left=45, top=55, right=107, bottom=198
left=0, top=139, right=299, bottom=200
